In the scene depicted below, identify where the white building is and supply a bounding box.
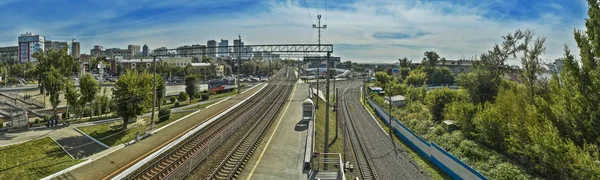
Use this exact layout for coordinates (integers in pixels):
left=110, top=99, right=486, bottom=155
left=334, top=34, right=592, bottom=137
left=128, top=45, right=141, bottom=56
left=18, top=32, right=45, bottom=63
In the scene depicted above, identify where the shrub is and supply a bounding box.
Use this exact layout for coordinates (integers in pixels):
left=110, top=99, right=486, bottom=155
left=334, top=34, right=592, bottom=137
left=170, top=96, right=177, bottom=104
left=209, top=91, right=217, bottom=95
left=162, top=99, right=167, bottom=106
left=194, top=92, right=203, bottom=99
left=202, top=90, right=208, bottom=93
left=158, top=108, right=171, bottom=122
left=178, top=92, right=188, bottom=102
left=174, top=101, right=180, bottom=107
left=425, top=88, right=457, bottom=122
left=34, top=118, right=40, bottom=124
left=0, top=122, right=3, bottom=128
left=201, top=93, right=209, bottom=100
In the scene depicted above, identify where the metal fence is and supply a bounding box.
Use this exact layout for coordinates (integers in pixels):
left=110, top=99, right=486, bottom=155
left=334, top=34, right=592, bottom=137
left=367, top=99, right=487, bottom=180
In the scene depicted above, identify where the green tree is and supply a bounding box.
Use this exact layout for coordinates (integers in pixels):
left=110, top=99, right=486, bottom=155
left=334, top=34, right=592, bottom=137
left=429, top=67, right=455, bottom=85
left=79, top=74, right=99, bottom=119
left=422, top=51, right=441, bottom=68
left=398, top=57, right=412, bottom=68
left=178, top=91, right=188, bottom=102
left=191, top=56, right=199, bottom=63
left=425, top=88, right=457, bottom=122
left=404, top=70, right=427, bottom=87
left=184, top=74, right=199, bottom=103
left=44, top=67, right=64, bottom=116
left=156, top=74, right=166, bottom=110
left=518, top=29, right=546, bottom=99
left=374, top=71, right=392, bottom=86
left=65, top=78, right=80, bottom=120
left=113, top=70, right=153, bottom=129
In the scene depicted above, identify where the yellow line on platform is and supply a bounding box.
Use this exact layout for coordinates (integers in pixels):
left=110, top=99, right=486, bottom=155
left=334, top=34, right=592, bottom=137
left=246, top=83, right=296, bottom=180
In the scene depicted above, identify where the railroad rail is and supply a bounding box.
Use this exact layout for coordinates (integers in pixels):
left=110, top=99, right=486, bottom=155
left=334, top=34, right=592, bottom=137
left=126, top=70, right=288, bottom=180
left=342, top=86, right=378, bottom=180
left=207, top=79, right=292, bottom=179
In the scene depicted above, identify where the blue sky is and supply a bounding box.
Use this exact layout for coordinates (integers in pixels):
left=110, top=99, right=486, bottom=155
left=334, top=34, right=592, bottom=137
left=0, top=0, right=589, bottom=64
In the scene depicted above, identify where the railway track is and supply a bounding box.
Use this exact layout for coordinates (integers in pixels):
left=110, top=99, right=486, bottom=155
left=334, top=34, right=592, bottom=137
left=126, top=69, right=290, bottom=180
left=342, top=85, right=378, bottom=180
left=207, top=80, right=292, bottom=179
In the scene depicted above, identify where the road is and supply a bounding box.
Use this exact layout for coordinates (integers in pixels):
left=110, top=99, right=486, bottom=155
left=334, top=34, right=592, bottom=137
left=342, top=80, right=430, bottom=180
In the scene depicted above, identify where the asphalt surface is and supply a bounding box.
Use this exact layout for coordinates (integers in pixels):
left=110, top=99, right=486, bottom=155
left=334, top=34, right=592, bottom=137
left=342, top=81, right=430, bottom=180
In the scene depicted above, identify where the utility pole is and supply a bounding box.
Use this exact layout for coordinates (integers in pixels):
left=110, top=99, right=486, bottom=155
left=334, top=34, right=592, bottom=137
left=237, top=35, right=241, bottom=93
left=335, top=88, right=339, bottom=141
left=149, top=56, right=157, bottom=133
left=324, top=52, right=331, bottom=153
left=313, top=14, right=326, bottom=110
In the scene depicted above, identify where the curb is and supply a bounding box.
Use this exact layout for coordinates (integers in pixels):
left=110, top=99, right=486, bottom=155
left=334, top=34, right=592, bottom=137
left=73, top=127, right=110, bottom=149
left=40, top=159, right=92, bottom=180
left=50, top=137, right=75, bottom=160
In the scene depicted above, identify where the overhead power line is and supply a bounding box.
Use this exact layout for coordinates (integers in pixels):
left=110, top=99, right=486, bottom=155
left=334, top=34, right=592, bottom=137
left=303, top=0, right=314, bottom=25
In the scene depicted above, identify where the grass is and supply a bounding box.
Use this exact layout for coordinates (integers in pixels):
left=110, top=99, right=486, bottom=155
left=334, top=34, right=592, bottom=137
left=68, top=113, right=118, bottom=124
left=78, top=111, right=194, bottom=147
left=362, top=100, right=450, bottom=180
left=184, top=100, right=219, bottom=110
left=0, top=137, right=83, bottom=180
left=313, top=95, right=344, bottom=158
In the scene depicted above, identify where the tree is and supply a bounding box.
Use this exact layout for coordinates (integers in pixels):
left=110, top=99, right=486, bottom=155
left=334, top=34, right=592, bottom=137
left=191, top=56, right=199, bottom=63
left=155, top=74, right=166, bottom=110
left=44, top=67, right=64, bottom=116
left=113, top=70, right=153, bottom=130
left=518, top=29, right=546, bottom=99
left=65, top=78, right=80, bottom=120
left=398, top=57, right=412, bottom=68
left=33, top=46, right=79, bottom=108
left=425, top=88, right=457, bottom=122
left=374, top=71, right=392, bottom=86
left=404, top=70, right=427, bottom=87
left=184, top=74, right=199, bottom=103
left=79, top=74, right=99, bottom=119
left=429, top=67, right=455, bottom=85
left=459, top=30, right=524, bottom=105
left=178, top=91, right=188, bottom=102
left=422, top=51, right=441, bottom=68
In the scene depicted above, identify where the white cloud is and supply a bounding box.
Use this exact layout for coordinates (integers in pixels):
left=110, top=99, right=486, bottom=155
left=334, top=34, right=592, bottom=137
left=35, top=0, right=585, bottom=64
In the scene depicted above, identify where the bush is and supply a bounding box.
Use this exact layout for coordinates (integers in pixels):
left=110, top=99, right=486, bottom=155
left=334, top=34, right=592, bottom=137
left=178, top=92, right=188, bottom=102
left=158, top=108, right=171, bottom=122
left=201, top=93, right=209, bottom=100
left=425, top=88, right=457, bottom=122
left=162, top=99, right=167, bottom=106
left=194, top=92, right=203, bottom=99
left=209, top=91, right=217, bottom=95
left=34, top=118, right=40, bottom=124
left=170, top=96, right=177, bottom=104
left=174, top=101, right=180, bottom=107
left=0, top=122, right=3, bottom=128
left=202, top=90, right=209, bottom=93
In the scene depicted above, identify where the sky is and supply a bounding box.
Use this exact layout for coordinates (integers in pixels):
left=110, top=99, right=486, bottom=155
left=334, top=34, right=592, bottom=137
left=0, top=0, right=589, bottom=64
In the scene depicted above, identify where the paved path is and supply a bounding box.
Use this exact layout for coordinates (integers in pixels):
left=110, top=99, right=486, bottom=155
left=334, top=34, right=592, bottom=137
left=239, top=83, right=310, bottom=180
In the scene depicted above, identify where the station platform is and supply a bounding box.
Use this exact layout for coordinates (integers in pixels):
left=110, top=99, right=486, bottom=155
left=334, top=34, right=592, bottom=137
left=240, top=83, right=310, bottom=180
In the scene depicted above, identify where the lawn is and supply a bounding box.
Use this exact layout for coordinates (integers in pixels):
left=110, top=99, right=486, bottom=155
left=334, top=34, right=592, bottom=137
left=0, top=137, right=83, bottom=180
left=313, top=96, right=344, bottom=158
left=183, top=100, right=219, bottom=110
left=78, top=111, right=194, bottom=147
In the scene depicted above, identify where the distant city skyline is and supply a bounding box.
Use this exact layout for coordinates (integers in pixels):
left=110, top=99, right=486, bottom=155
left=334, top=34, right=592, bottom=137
left=0, top=0, right=588, bottom=64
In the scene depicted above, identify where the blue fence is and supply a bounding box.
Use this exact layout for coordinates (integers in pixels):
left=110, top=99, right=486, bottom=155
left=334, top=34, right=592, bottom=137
left=368, top=99, right=487, bottom=180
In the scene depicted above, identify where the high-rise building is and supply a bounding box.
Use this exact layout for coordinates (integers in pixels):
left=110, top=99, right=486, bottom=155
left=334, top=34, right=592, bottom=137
left=128, top=45, right=141, bottom=57
left=71, top=42, right=80, bottom=59
left=18, top=32, right=45, bottom=63
left=90, top=45, right=104, bottom=57
left=218, top=39, right=229, bottom=57
left=106, top=48, right=132, bottom=58
left=233, top=39, right=244, bottom=59
left=142, top=44, right=149, bottom=57
left=0, top=46, right=18, bottom=63
left=44, top=41, right=69, bottom=53
left=207, top=40, right=217, bottom=58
